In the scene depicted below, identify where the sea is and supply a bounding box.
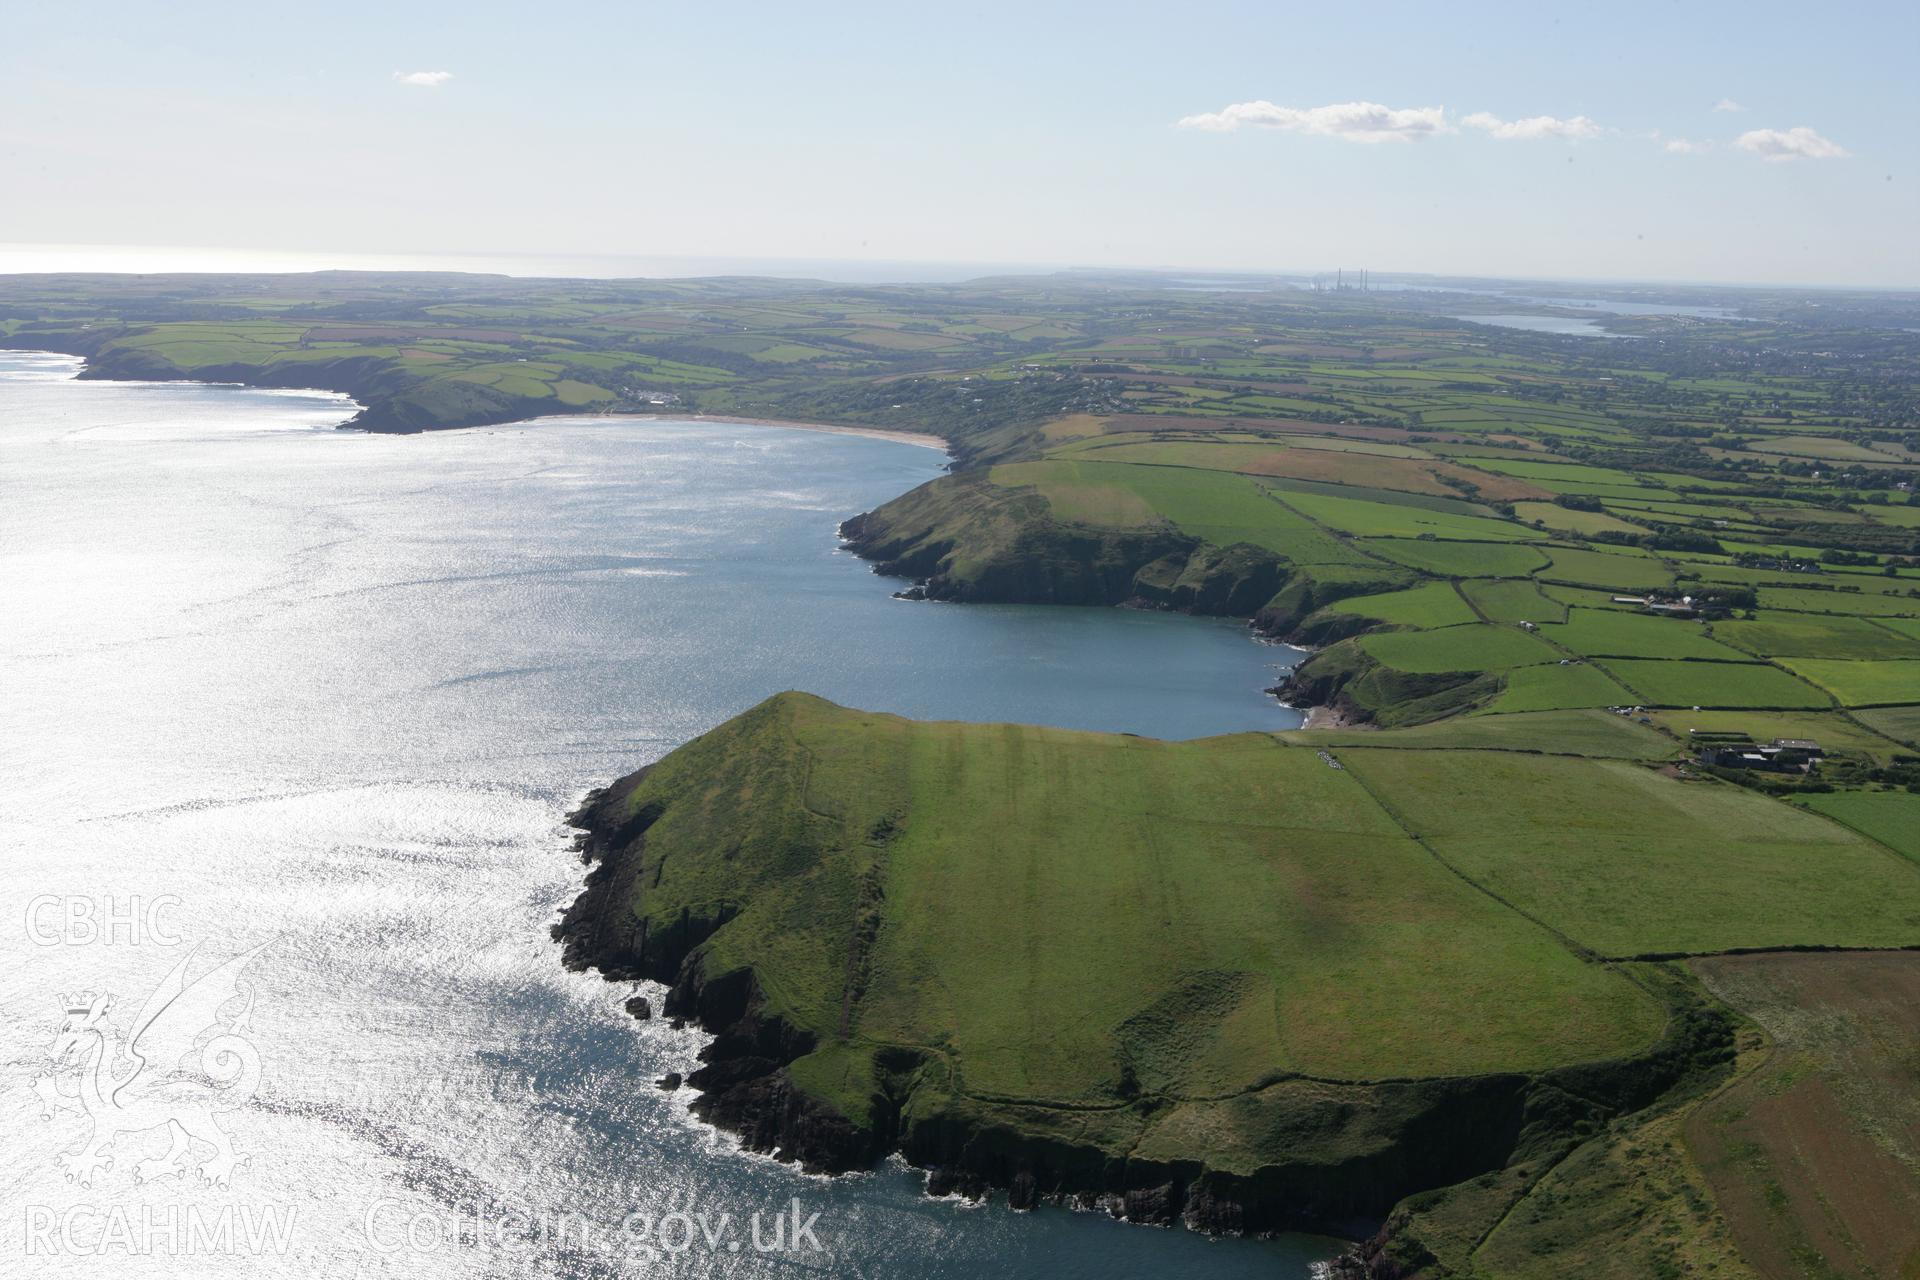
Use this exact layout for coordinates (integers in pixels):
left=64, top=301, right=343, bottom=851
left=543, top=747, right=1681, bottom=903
left=0, top=349, right=1337, bottom=1278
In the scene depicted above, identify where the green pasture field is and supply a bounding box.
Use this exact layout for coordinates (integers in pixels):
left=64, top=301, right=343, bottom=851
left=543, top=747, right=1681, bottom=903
left=1538, top=609, right=1748, bottom=660
left=1538, top=480, right=1681, bottom=500
left=1796, top=792, right=1920, bottom=863
left=1341, top=749, right=1920, bottom=957
left=554, top=379, right=616, bottom=406
left=1058, top=437, right=1535, bottom=505
left=1601, top=659, right=1831, bottom=709
left=1461, top=578, right=1568, bottom=623
left=1051, top=440, right=1292, bottom=472
left=1604, top=498, right=1748, bottom=519
left=1540, top=584, right=1654, bottom=612
left=989, top=459, right=1371, bottom=564
left=1464, top=459, right=1659, bottom=489
left=1360, top=624, right=1561, bottom=673
left=1536, top=547, right=1678, bottom=592
left=1282, top=490, right=1544, bottom=541
left=1283, top=708, right=1669, bottom=757
left=1512, top=501, right=1644, bottom=536
left=1712, top=613, right=1920, bottom=660
left=1484, top=662, right=1639, bottom=713
left=1320, top=581, right=1479, bottom=629
left=1746, top=435, right=1898, bottom=462
left=1288, top=437, right=1434, bottom=458
left=989, top=460, right=1162, bottom=527
left=1750, top=505, right=1876, bottom=526
left=1854, top=705, right=1920, bottom=745
left=1751, top=595, right=1916, bottom=629
left=1262, top=476, right=1499, bottom=516
left=1868, top=617, right=1920, bottom=641
left=1363, top=539, right=1552, bottom=577
left=627, top=694, right=1667, bottom=1112
left=1864, top=504, right=1920, bottom=527
left=1775, top=659, right=1920, bottom=707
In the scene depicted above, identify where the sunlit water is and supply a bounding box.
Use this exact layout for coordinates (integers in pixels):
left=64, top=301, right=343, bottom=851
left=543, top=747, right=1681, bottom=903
left=0, top=350, right=1334, bottom=1277
left=1452, top=312, right=1624, bottom=337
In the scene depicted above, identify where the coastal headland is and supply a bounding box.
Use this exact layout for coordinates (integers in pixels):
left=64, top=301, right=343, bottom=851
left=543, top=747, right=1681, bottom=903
left=11, top=269, right=1920, bottom=1276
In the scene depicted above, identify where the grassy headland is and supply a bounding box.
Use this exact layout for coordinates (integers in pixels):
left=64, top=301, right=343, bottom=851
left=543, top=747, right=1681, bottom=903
left=559, top=693, right=1767, bottom=1234
left=11, top=269, right=1920, bottom=1274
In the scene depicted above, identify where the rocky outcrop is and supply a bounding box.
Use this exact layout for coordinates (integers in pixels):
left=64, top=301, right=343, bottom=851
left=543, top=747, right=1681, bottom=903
left=553, top=777, right=888, bottom=1175
left=1286, top=610, right=1390, bottom=649
left=1128, top=542, right=1290, bottom=615
left=670, top=963, right=888, bottom=1174
left=1251, top=565, right=1419, bottom=639
left=1271, top=639, right=1504, bottom=728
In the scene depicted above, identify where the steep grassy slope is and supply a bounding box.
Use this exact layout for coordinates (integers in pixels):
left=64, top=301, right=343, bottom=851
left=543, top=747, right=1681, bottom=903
left=552, top=694, right=1920, bottom=1235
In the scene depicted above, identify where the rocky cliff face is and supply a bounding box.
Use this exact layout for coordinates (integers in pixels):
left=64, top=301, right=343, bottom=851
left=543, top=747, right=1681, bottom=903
left=553, top=774, right=889, bottom=1174
left=840, top=473, right=1293, bottom=618
left=1128, top=542, right=1291, bottom=615
left=1271, top=639, right=1505, bottom=728
left=1249, top=565, right=1419, bottom=639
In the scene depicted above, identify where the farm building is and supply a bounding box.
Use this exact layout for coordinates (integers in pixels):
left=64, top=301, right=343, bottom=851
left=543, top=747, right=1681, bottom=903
left=1696, top=737, right=1824, bottom=772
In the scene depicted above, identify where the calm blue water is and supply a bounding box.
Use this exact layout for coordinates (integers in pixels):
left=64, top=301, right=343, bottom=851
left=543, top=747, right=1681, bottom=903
left=1455, top=294, right=1732, bottom=336
left=1454, top=312, right=1626, bottom=337
left=1517, top=295, right=1735, bottom=319
left=0, top=350, right=1330, bottom=1278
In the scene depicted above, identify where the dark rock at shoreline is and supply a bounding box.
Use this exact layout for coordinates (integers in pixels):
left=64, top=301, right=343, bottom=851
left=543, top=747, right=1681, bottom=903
left=625, top=994, right=652, bottom=1020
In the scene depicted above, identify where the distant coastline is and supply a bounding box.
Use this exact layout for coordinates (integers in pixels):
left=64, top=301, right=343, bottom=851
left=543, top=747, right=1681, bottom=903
left=0, top=344, right=952, bottom=451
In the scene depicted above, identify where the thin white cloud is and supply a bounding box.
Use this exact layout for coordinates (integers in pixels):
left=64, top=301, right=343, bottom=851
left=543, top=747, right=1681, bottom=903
left=1176, top=100, right=1450, bottom=144
left=1463, top=111, right=1604, bottom=141
left=393, top=70, right=454, bottom=88
left=1663, top=136, right=1711, bottom=154
left=1713, top=98, right=1744, bottom=113
left=1733, top=126, right=1849, bottom=162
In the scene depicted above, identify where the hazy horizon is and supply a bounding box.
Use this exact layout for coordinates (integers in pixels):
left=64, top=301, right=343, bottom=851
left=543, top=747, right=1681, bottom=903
left=2, top=242, right=1915, bottom=293
left=4, top=1, right=1913, bottom=288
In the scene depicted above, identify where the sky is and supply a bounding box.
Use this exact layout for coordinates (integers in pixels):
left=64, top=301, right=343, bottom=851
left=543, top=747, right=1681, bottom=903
left=2, top=0, right=1915, bottom=286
